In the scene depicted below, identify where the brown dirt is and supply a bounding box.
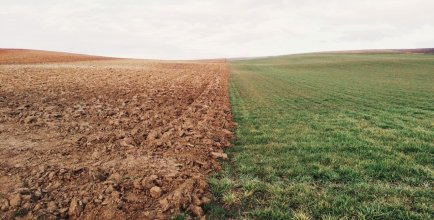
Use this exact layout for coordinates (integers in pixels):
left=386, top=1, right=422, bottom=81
left=0, top=51, right=233, bottom=219
left=0, top=49, right=114, bottom=64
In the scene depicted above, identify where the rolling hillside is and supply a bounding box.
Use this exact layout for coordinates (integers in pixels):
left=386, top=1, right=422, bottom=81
left=0, top=49, right=114, bottom=64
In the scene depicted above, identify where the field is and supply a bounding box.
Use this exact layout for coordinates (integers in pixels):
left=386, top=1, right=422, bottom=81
left=0, top=50, right=233, bottom=219
left=0, top=49, right=111, bottom=64
left=209, top=53, right=434, bottom=219
left=1, top=49, right=433, bottom=220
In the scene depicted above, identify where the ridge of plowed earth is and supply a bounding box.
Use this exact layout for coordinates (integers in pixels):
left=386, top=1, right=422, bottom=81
left=0, top=57, right=234, bottom=219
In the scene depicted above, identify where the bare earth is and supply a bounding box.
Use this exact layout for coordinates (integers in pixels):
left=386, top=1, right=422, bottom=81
left=0, top=50, right=233, bottom=219
left=0, top=49, right=113, bottom=64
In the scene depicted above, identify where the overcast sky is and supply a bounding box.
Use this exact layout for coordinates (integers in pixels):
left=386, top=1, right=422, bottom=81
left=1, top=0, right=433, bottom=59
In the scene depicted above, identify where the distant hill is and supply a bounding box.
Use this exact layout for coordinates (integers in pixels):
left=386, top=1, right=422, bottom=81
left=321, top=48, right=434, bottom=54
left=229, top=48, right=434, bottom=61
left=0, top=49, right=115, bottom=64
left=2, top=48, right=433, bottom=64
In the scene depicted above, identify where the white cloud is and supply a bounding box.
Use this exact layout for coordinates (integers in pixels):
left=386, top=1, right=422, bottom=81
left=1, top=0, right=433, bottom=59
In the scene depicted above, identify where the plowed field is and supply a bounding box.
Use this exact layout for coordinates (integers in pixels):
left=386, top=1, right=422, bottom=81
left=0, top=49, right=112, bottom=64
left=0, top=50, right=233, bottom=219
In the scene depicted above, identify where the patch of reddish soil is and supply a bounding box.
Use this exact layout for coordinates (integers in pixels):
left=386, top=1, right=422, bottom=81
left=0, top=49, right=114, bottom=64
left=395, top=48, right=434, bottom=54
left=0, top=54, right=233, bottom=219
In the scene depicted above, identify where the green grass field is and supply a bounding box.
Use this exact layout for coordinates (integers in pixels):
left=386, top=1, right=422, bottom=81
left=207, top=53, right=434, bottom=219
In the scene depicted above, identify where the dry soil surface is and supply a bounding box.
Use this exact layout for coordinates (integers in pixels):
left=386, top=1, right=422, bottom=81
left=0, top=51, right=233, bottom=219
left=0, top=49, right=112, bottom=64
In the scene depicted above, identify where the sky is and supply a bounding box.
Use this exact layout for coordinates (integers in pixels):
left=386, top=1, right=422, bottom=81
left=1, top=0, right=434, bottom=59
